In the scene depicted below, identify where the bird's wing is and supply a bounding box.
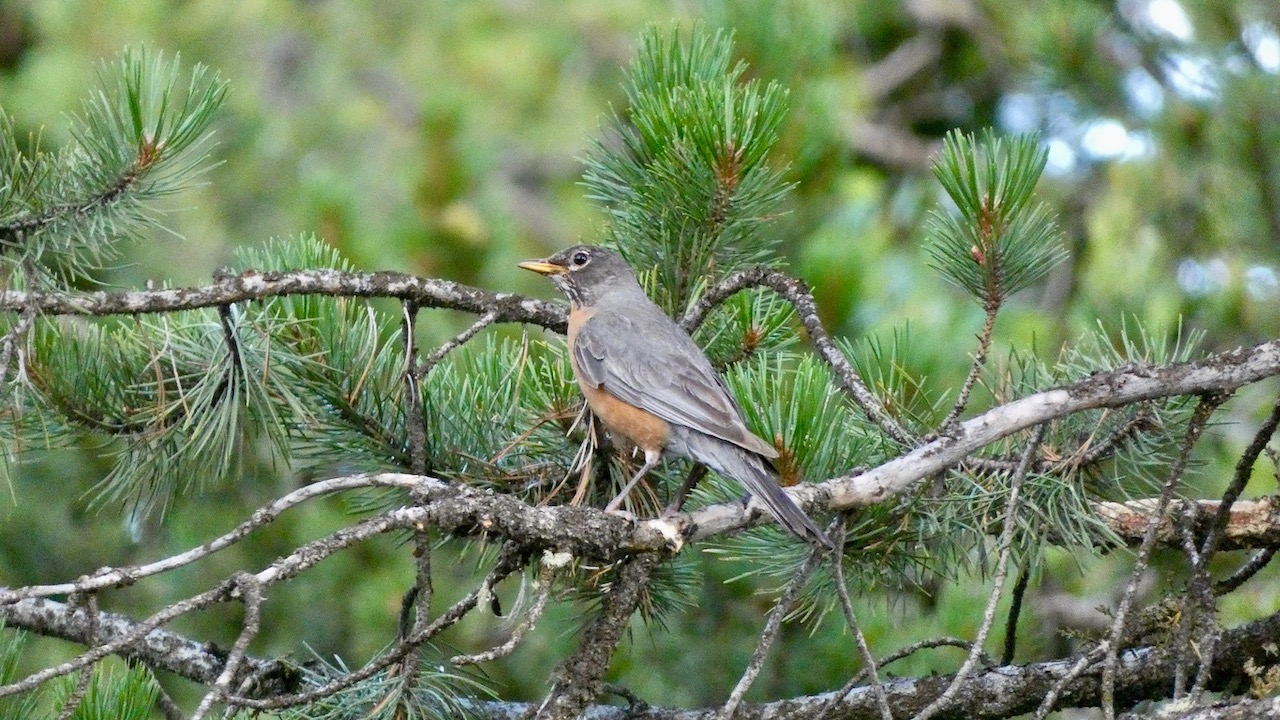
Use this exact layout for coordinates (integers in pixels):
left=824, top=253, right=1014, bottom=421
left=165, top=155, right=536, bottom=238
left=573, top=308, right=779, bottom=459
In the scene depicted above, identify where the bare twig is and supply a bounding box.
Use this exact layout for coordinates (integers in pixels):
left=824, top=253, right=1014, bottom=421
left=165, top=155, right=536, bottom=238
left=680, top=266, right=915, bottom=446
left=828, top=518, right=893, bottom=720
left=1215, top=547, right=1277, bottom=595
left=417, top=309, right=499, bottom=375
left=402, top=300, right=428, bottom=475
left=1060, top=405, right=1151, bottom=470
left=534, top=555, right=660, bottom=720
left=53, top=593, right=98, bottom=720
left=450, top=567, right=556, bottom=666
left=0, top=472, right=429, bottom=604
left=940, top=302, right=998, bottom=429
left=913, top=423, right=1045, bottom=720
left=0, top=303, right=36, bottom=387
left=151, top=682, right=186, bottom=720
left=216, top=304, right=242, bottom=373
left=719, top=546, right=826, bottom=720
left=1033, top=645, right=1111, bottom=719
left=1002, top=561, right=1031, bottom=666
left=1185, top=396, right=1280, bottom=699
left=227, top=544, right=526, bottom=712
left=1200, top=395, right=1280, bottom=560
left=818, top=632, right=1000, bottom=718
left=191, top=573, right=262, bottom=720
left=1100, top=395, right=1222, bottom=720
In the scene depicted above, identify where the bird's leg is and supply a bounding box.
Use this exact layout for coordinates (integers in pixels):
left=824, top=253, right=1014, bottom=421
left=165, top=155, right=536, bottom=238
left=604, top=448, right=661, bottom=512
left=663, top=463, right=708, bottom=516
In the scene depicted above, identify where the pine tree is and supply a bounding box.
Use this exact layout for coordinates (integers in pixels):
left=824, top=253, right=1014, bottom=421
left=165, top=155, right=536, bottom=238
left=1, top=22, right=1279, bottom=720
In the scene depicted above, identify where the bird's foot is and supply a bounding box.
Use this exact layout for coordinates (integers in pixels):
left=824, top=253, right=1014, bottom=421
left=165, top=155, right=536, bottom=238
left=604, top=508, right=639, bottom=524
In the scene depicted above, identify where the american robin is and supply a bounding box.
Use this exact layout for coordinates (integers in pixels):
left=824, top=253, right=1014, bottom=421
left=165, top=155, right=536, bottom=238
left=519, top=245, right=832, bottom=548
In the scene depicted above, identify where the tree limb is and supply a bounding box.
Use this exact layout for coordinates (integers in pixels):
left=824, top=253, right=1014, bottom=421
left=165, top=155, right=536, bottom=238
left=0, top=597, right=299, bottom=698
left=460, top=609, right=1280, bottom=719
left=0, top=269, right=567, bottom=331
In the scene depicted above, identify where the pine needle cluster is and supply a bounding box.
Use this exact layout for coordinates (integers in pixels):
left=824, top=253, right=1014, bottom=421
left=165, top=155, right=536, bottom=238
left=582, top=25, right=793, bottom=314
left=0, top=48, right=224, bottom=284
left=925, top=130, right=1068, bottom=309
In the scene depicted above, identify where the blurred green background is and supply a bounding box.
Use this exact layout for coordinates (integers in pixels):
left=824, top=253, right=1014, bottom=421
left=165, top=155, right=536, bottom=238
left=2, top=0, right=1280, bottom=712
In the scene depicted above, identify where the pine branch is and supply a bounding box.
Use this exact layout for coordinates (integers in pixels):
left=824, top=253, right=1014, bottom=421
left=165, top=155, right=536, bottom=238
left=3, top=473, right=1278, bottom=628
left=0, top=48, right=226, bottom=280
left=582, top=25, right=794, bottom=312
left=0, top=269, right=566, bottom=329
left=12, top=596, right=1276, bottom=719
left=4, top=338, right=1280, bottom=611
left=924, top=131, right=1067, bottom=307
left=0, top=339, right=1276, bottom=600
left=823, top=339, right=1280, bottom=510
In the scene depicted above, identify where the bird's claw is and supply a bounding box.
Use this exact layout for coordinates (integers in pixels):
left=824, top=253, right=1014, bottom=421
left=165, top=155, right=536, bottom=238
left=605, top=508, right=638, bottom=524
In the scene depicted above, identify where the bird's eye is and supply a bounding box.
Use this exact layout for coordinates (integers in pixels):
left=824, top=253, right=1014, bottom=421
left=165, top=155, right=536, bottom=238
left=570, top=251, right=590, bottom=267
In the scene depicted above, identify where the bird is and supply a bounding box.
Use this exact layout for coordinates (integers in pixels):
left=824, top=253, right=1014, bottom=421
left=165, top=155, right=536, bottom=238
left=519, top=244, right=832, bottom=549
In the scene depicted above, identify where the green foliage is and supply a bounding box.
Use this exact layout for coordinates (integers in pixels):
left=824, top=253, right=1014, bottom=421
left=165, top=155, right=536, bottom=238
left=48, top=664, right=158, bottom=720
left=26, top=298, right=309, bottom=516
left=421, top=335, right=578, bottom=492
left=0, top=626, right=38, bottom=719
left=727, top=352, right=868, bottom=484
left=0, top=642, right=160, bottom=720
left=692, top=288, right=797, bottom=367
left=282, top=646, right=494, bottom=720
left=924, top=130, right=1068, bottom=307
left=235, top=235, right=411, bottom=473
left=0, top=46, right=225, bottom=283
left=583, top=25, right=794, bottom=313
left=710, top=353, right=940, bottom=615
left=844, top=327, right=947, bottom=434
left=927, top=317, right=1202, bottom=577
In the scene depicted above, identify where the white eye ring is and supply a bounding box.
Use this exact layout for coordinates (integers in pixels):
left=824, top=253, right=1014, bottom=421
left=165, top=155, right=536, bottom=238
left=571, top=251, right=590, bottom=267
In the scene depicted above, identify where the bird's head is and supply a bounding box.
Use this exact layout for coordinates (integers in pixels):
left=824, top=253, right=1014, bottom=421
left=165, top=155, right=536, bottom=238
left=518, top=245, right=639, bottom=306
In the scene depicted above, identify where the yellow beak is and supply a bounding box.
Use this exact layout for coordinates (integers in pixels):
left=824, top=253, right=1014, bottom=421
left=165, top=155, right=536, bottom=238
left=517, top=260, right=566, bottom=275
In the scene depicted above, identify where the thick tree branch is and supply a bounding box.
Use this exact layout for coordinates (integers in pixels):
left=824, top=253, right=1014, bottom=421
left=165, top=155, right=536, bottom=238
left=0, top=269, right=567, bottom=331
left=679, top=339, right=1280, bottom=542
left=10, top=587, right=1280, bottom=718
left=0, top=592, right=297, bottom=699
left=1096, top=497, right=1280, bottom=552
left=5, top=488, right=1280, bottom=634
left=458, top=609, right=1280, bottom=719
left=823, top=340, right=1280, bottom=506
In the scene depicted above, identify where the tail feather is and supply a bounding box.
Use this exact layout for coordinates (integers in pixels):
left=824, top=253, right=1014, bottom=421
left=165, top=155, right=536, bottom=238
left=673, top=431, right=833, bottom=549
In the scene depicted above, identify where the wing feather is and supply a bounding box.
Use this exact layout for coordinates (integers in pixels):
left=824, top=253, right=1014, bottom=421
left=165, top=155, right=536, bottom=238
left=573, top=308, right=778, bottom=459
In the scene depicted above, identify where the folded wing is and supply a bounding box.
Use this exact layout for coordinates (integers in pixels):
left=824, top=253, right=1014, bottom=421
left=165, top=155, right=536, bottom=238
left=572, top=309, right=779, bottom=459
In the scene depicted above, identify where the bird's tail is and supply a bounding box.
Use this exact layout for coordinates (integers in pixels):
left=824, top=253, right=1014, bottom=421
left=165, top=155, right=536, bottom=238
left=682, top=433, right=833, bottom=549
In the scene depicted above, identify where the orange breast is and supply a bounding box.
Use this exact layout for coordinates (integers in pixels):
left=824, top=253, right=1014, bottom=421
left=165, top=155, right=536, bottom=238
left=567, top=305, right=670, bottom=454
